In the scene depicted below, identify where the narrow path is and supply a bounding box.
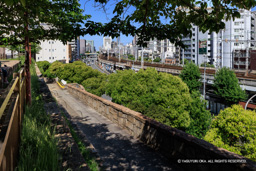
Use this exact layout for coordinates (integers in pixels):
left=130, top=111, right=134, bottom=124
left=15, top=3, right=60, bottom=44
left=48, top=83, right=182, bottom=171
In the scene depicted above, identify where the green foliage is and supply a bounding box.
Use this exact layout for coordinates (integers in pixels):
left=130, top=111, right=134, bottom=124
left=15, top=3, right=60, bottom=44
left=17, top=61, right=59, bottom=170
left=128, top=54, right=135, bottom=60
left=180, top=62, right=201, bottom=92
left=0, top=0, right=90, bottom=46
left=48, top=61, right=106, bottom=96
left=200, top=63, right=215, bottom=68
left=186, top=91, right=212, bottom=138
left=62, top=115, right=99, bottom=171
left=82, top=74, right=107, bottom=96
left=213, top=67, right=247, bottom=105
left=48, top=61, right=64, bottom=77
left=180, top=59, right=189, bottom=65
left=37, top=61, right=51, bottom=73
left=204, top=105, right=256, bottom=161
left=106, top=68, right=192, bottom=129
left=97, top=0, right=256, bottom=47
left=153, top=57, right=161, bottom=62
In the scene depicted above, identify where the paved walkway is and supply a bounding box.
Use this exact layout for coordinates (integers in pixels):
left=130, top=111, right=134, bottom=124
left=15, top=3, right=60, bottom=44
left=48, top=83, right=182, bottom=171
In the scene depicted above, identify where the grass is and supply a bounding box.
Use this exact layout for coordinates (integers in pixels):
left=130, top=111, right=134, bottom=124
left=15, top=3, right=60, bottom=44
left=16, top=60, right=59, bottom=170
left=62, top=114, right=99, bottom=171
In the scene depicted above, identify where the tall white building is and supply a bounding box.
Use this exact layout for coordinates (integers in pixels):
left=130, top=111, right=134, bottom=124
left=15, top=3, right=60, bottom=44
left=103, top=37, right=112, bottom=50
left=37, top=40, right=68, bottom=63
left=181, top=9, right=255, bottom=68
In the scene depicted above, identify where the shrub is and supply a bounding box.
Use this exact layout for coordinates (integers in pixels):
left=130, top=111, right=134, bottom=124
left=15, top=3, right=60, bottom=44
left=37, top=61, right=51, bottom=74
left=106, top=68, right=192, bottom=129
left=204, top=105, right=256, bottom=161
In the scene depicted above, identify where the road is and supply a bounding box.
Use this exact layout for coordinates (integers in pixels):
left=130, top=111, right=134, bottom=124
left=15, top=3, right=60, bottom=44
left=48, top=83, right=183, bottom=171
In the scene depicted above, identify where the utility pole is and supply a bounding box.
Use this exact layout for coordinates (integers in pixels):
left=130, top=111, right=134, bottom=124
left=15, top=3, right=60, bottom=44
left=141, top=47, right=144, bottom=69
left=203, top=54, right=206, bottom=100
left=119, top=44, right=121, bottom=62
left=246, top=30, right=249, bottom=76
left=182, top=48, right=185, bottom=66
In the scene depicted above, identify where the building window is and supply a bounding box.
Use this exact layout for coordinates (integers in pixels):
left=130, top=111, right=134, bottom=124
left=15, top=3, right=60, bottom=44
left=38, top=57, right=39, bottom=60
left=52, top=41, right=54, bottom=44
left=52, top=57, right=54, bottom=59
left=63, top=49, right=65, bottom=52
left=49, top=41, right=50, bottom=44
left=49, top=49, right=51, bottom=52
left=234, top=22, right=239, bottom=25
left=234, top=29, right=239, bottom=32
left=234, top=43, right=239, bottom=46
left=52, top=49, right=54, bottom=52
left=63, top=57, right=65, bottom=59
left=234, top=35, right=239, bottom=39
left=49, top=57, right=51, bottom=59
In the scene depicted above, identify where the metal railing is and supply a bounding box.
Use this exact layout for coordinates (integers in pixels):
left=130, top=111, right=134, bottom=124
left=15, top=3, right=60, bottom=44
left=0, top=68, right=26, bottom=170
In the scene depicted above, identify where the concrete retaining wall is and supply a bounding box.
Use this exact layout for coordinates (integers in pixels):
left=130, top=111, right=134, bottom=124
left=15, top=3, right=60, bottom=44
left=66, top=84, right=256, bottom=171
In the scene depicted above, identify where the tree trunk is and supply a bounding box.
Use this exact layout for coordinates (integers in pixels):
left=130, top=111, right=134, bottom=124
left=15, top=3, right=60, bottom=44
left=25, top=11, right=31, bottom=105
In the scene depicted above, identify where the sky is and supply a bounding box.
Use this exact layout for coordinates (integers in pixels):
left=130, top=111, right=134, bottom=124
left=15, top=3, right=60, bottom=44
left=79, top=0, right=256, bottom=51
left=80, top=0, right=134, bottom=51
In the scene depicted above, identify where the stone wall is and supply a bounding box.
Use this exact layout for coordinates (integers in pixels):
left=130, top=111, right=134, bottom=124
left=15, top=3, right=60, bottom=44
left=66, top=84, right=256, bottom=171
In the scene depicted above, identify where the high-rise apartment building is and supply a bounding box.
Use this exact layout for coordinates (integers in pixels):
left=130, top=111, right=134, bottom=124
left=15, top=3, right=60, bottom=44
left=180, top=9, right=255, bottom=68
left=103, top=37, right=112, bottom=50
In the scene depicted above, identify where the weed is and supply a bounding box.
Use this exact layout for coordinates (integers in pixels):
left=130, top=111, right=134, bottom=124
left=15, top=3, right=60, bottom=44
left=62, top=114, right=99, bottom=171
left=16, top=60, right=59, bottom=170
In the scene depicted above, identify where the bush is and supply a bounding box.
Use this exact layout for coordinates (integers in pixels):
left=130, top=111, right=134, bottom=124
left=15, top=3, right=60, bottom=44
left=186, top=91, right=212, bottom=138
left=200, top=63, right=215, bottom=68
left=153, top=57, right=161, bottom=62
left=82, top=74, right=107, bottom=96
left=49, top=61, right=64, bottom=77
left=204, top=105, right=256, bottom=161
left=106, top=68, right=192, bottom=129
left=37, top=61, right=51, bottom=74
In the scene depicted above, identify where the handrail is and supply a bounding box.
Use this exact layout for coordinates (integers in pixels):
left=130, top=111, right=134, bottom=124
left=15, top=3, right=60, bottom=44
left=0, top=78, right=19, bottom=119
left=0, top=68, right=25, bottom=119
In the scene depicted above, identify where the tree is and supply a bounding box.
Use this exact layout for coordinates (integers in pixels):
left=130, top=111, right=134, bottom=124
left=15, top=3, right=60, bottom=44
left=213, top=67, right=247, bottom=105
left=96, top=0, right=256, bottom=47
left=180, top=62, right=201, bottom=93
left=82, top=74, right=107, bottom=96
left=186, top=91, right=212, bottom=139
left=200, top=63, right=215, bottom=68
left=0, top=0, right=92, bottom=104
left=204, top=105, right=256, bottom=161
left=106, top=68, right=192, bottom=129
left=153, top=57, right=161, bottom=62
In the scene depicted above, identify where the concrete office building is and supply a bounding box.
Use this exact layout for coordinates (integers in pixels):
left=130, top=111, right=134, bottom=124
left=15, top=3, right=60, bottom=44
left=80, top=39, right=86, bottom=54
left=37, top=40, right=68, bottom=63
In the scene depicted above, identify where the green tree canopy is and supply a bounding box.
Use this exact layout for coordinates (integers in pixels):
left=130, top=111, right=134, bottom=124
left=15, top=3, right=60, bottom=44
left=0, top=0, right=92, bottom=46
left=213, top=67, right=247, bottom=105
left=180, top=62, right=201, bottom=92
left=186, top=91, right=212, bottom=138
left=106, top=68, right=192, bottom=129
left=204, top=105, right=256, bottom=161
left=95, top=0, right=256, bottom=47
